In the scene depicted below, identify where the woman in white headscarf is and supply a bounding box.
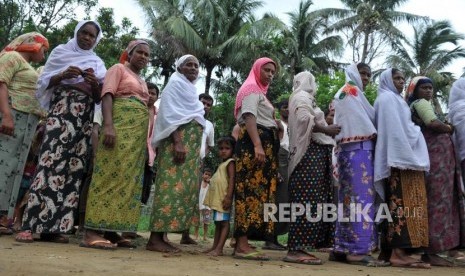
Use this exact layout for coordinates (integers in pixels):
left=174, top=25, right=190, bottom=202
left=374, top=68, right=430, bottom=268
left=332, top=63, right=383, bottom=266
left=146, top=54, right=205, bottom=253
left=283, top=71, right=340, bottom=265
left=16, top=20, right=106, bottom=243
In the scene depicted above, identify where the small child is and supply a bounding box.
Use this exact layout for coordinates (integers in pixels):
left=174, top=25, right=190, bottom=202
left=194, top=168, right=213, bottom=241
left=203, top=136, right=235, bottom=256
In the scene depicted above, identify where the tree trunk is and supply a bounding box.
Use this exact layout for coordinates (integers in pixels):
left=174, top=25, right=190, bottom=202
left=204, top=65, right=214, bottom=95
left=361, top=31, right=370, bottom=63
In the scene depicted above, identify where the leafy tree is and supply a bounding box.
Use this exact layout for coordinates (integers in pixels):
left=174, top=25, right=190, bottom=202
left=137, top=0, right=285, bottom=94
left=93, top=8, right=139, bottom=69
left=283, top=0, right=344, bottom=76
left=318, top=0, right=428, bottom=64
left=0, top=0, right=97, bottom=48
left=386, top=20, right=465, bottom=112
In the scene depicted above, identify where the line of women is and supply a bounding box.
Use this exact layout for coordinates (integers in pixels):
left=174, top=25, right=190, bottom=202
left=1, top=20, right=464, bottom=269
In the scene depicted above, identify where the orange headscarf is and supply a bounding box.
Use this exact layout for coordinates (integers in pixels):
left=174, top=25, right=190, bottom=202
left=2, top=32, right=49, bottom=54
left=119, top=39, right=149, bottom=64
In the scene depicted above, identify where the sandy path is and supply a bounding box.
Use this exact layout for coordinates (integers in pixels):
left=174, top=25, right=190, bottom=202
left=1, top=233, right=464, bottom=276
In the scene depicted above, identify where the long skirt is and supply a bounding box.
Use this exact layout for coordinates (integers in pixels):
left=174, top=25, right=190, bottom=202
left=334, top=140, right=377, bottom=255
left=423, top=130, right=463, bottom=253
left=22, top=86, right=94, bottom=234
left=84, top=98, right=148, bottom=232
left=0, top=109, right=39, bottom=218
left=386, top=168, right=429, bottom=248
left=149, top=121, right=203, bottom=232
left=287, top=142, right=334, bottom=251
left=234, top=125, right=278, bottom=241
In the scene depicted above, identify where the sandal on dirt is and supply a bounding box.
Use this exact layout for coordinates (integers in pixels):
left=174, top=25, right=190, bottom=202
left=39, top=233, right=69, bottom=244
left=262, top=242, right=286, bottom=251
left=233, top=251, right=271, bottom=261
left=15, top=231, right=34, bottom=243
left=283, top=253, right=322, bottom=265
left=346, top=255, right=390, bottom=267
left=104, top=232, right=136, bottom=248
left=0, top=226, right=13, bottom=235
left=391, top=261, right=431, bottom=269
left=79, top=239, right=117, bottom=250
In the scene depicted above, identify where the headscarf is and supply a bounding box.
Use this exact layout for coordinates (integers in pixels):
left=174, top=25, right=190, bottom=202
left=234, top=57, right=276, bottom=118
left=1, top=32, right=49, bottom=54
left=448, top=78, right=465, bottom=162
left=36, top=20, right=106, bottom=110
left=333, top=63, right=376, bottom=144
left=288, top=71, right=335, bottom=175
left=373, top=68, right=429, bottom=200
left=119, top=39, right=149, bottom=64
left=151, top=54, right=205, bottom=147
left=405, top=76, right=433, bottom=105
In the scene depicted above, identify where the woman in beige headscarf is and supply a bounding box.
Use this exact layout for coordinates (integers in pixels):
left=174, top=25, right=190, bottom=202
left=0, top=32, right=49, bottom=234
left=283, top=71, right=340, bottom=265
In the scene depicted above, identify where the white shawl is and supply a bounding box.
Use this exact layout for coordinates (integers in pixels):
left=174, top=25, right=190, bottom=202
left=288, top=71, right=335, bottom=175
left=36, top=20, right=106, bottom=110
left=333, top=63, right=376, bottom=143
left=448, top=78, right=465, bottom=162
left=151, top=71, right=205, bottom=147
left=374, top=68, right=429, bottom=199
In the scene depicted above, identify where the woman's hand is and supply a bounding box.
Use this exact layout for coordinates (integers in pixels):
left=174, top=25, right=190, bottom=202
left=254, top=144, right=265, bottom=165
left=173, top=140, right=187, bottom=164
left=102, top=123, right=116, bottom=148
left=0, top=113, right=14, bottom=136
left=222, top=196, right=233, bottom=211
left=61, top=66, right=82, bottom=80
left=324, top=124, right=341, bottom=137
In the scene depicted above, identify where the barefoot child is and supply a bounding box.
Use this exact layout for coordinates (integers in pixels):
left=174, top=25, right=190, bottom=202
left=203, top=136, right=235, bottom=256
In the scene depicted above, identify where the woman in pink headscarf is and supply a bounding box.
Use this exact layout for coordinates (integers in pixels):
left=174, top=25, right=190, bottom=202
left=232, top=57, right=278, bottom=261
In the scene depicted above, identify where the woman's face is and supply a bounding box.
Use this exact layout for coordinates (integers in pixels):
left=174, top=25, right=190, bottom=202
left=178, top=57, right=199, bottom=82
left=31, top=46, right=47, bottom=63
left=76, top=23, right=98, bottom=50
left=415, top=82, right=434, bottom=101
left=392, top=71, right=405, bottom=94
left=358, top=66, right=371, bottom=90
left=260, top=62, right=276, bottom=86
left=129, top=44, right=150, bottom=71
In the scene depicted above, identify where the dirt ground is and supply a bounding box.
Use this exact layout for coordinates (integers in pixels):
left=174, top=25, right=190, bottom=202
left=1, top=233, right=464, bottom=276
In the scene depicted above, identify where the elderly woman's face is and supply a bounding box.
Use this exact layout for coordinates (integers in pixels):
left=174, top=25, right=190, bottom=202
left=76, top=23, right=98, bottom=50
left=178, top=57, right=199, bottom=82
left=416, top=82, right=434, bottom=101
left=260, top=63, right=276, bottom=86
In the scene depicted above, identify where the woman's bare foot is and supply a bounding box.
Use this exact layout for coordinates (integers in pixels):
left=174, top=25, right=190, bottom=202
left=146, top=240, right=181, bottom=253
left=206, top=249, right=223, bottom=256
left=146, top=232, right=181, bottom=253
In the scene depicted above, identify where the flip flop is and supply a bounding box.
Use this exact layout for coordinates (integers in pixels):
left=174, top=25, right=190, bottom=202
left=0, top=226, right=13, bottom=235
left=282, top=255, right=322, bottom=265
left=15, top=231, right=34, bottom=243
left=233, top=251, right=271, bottom=261
left=391, top=261, right=431, bottom=269
left=262, top=243, right=287, bottom=251
left=116, top=238, right=137, bottom=248
left=346, top=255, right=390, bottom=267
left=79, top=239, right=117, bottom=250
